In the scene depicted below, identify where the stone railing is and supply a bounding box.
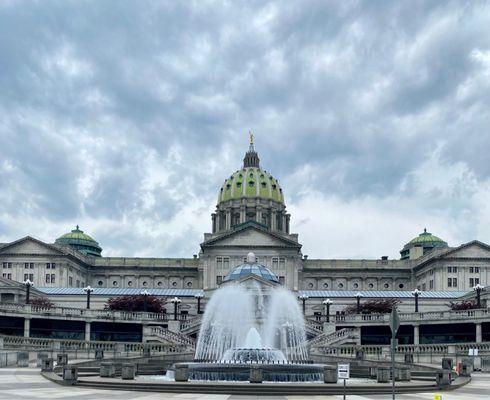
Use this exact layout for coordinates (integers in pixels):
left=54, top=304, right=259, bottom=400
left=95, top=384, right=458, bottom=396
left=180, top=315, right=202, bottom=332
left=327, top=307, right=490, bottom=325
left=146, top=326, right=196, bottom=346
left=0, top=302, right=170, bottom=322
left=304, top=318, right=323, bottom=333
left=308, top=328, right=358, bottom=347
left=0, top=334, right=189, bottom=354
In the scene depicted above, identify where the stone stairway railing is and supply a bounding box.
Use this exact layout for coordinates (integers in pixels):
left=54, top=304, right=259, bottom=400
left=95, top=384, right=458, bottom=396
left=304, top=318, right=323, bottom=334
left=180, top=315, right=202, bottom=334
left=308, top=327, right=358, bottom=348
left=145, top=326, right=196, bottom=347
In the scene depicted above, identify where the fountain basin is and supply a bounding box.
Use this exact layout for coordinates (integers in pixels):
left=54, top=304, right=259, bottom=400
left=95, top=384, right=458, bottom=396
left=167, top=362, right=325, bottom=382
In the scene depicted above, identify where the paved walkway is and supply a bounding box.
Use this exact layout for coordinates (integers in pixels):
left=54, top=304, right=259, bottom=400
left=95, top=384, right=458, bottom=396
left=0, top=369, right=489, bottom=399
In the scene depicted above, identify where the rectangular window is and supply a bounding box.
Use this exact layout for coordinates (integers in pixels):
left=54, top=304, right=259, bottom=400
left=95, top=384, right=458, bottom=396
left=29, top=274, right=34, bottom=281
left=76, top=279, right=80, bottom=287
left=279, top=276, right=285, bottom=285
left=69, top=277, right=73, bottom=286
left=30, top=263, right=34, bottom=269
left=46, top=274, right=50, bottom=283
left=429, top=280, right=434, bottom=289
left=430, top=269, right=434, bottom=275
left=422, top=283, right=426, bottom=291
left=470, top=278, right=480, bottom=287
left=51, top=263, right=56, bottom=269
left=272, top=257, right=279, bottom=269
left=51, top=274, right=55, bottom=283
left=470, top=267, right=474, bottom=273
left=279, top=258, right=286, bottom=269
left=223, top=257, right=229, bottom=270
left=7, top=274, right=11, bottom=280
left=24, top=273, right=28, bottom=281
left=452, top=278, right=457, bottom=287
left=24, top=263, right=29, bottom=269
left=2, top=273, right=5, bottom=278
left=448, top=278, right=452, bottom=287
left=216, top=257, right=222, bottom=269
left=8, top=262, right=12, bottom=268
left=46, top=263, right=50, bottom=269
left=447, top=266, right=451, bottom=273
left=2, top=262, right=6, bottom=269
left=475, top=267, right=480, bottom=273
left=216, top=276, right=222, bottom=285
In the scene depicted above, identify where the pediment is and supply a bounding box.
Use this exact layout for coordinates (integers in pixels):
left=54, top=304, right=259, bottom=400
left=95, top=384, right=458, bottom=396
left=0, top=236, right=65, bottom=256
left=444, top=241, right=490, bottom=259
left=201, top=225, right=301, bottom=249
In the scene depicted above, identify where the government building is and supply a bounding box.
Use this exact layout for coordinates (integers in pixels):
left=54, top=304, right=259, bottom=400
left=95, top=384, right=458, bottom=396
left=0, top=137, right=489, bottom=311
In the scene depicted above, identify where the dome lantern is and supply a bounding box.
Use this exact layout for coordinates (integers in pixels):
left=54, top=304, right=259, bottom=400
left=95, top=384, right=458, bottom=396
left=55, top=225, right=102, bottom=257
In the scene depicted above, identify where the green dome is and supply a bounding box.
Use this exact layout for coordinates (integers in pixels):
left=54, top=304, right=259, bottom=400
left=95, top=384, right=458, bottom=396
left=400, top=228, right=448, bottom=259
left=55, top=225, right=102, bottom=257
left=218, top=167, right=284, bottom=204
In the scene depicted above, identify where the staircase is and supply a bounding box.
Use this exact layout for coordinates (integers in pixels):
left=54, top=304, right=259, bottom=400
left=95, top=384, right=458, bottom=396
left=304, top=318, right=324, bottom=336
left=307, top=327, right=359, bottom=348
left=180, top=315, right=202, bottom=335
left=144, top=326, right=196, bottom=347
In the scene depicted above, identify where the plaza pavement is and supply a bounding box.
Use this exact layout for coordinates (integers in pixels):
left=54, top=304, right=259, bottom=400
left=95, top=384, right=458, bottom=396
left=0, top=368, right=489, bottom=399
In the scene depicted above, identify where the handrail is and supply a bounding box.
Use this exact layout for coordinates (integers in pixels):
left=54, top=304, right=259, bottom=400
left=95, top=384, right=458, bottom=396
left=308, top=327, right=357, bottom=347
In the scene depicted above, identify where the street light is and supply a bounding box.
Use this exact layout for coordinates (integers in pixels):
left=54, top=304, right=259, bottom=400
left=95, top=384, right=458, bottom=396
left=22, top=279, right=33, bottom=304
left=170, top=297, right=182, bottom=320
left=322, top=298, right=332, bottom=322
left=83, top=285, right=94, bottom=309
left=194, top=293, right=204, bottom=314
left=411, top=288, right=421, bottom=313
left=298, top=294, right=309, bottom=315
left=473, top=284, right=485, bottom=308
left=141, top=289, right=150, bottom=312
left=355, top=292, right=363, bottom=314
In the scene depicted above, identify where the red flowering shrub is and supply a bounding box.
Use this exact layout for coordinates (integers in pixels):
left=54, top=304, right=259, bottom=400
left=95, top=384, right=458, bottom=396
left=106, top=295, right=166, bottom=313
left=30, top=297, right=54, bottom=309
left=448, top=300, right=478, bottom=310
left=344, top=298, right=400, bottom=314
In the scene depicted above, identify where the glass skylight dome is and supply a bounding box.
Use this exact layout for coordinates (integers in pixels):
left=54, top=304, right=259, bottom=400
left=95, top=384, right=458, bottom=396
left=222, top=252, right=280, bottom=284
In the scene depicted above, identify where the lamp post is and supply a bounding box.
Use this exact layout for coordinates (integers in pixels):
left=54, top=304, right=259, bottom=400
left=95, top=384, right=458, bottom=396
left=22, top=279, right=33, bottom=304
left=355, top=292, right=363, bottom=314
left=298, top=294, right=309, bottom=315
left=322, top=298, right=332, bottom=323
left=141, top=289, right=149, bottom=312
left=171, top=297, right=181, bottom=320
left=83, top=285, right=94, bottom=309
left=194, top=293, right=204, bottom=314
left=411, top=288, right=421, bottom=313
left=473, top=284, right=484, bottom=308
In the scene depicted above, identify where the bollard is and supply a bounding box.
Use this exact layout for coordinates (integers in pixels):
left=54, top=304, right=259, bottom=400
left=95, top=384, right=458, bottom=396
left=436, top=369, right=452, bottom=388
left=355, top=350, right=365, bottom=360
left=57, top=353, right=68, bottom=366
left=369, top=366, right=377, bottom=379
left=121, top=363, right=135, bottom=380
left=323, top=365, right=338, bottom=383
left=100, top=362, right=116, bottom=378
left=36, top=352, right=49, bottom=367
left=442, top=358, right=453, bottom=370
left=174, top=364, right=189, bottom=382
left=459, top=361, right=472, bottom=377
left=95, top=350, right=104, bottom=360
left=249, top=366, right=263, bottom=383
left=404, top=354, right=414, bottom=364
left=62, top=365, right=78, bottom=383
left=377, top=366, right=389, bottom=383
left=41, top=358, right=54, bottom=372
left=398, top=367, right=411, bottom=382
left=17, top=352, right=29, bottom=367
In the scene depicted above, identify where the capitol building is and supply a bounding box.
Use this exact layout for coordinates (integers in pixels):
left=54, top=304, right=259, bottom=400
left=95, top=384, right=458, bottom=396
left=0, top=137, right=489, bottom=309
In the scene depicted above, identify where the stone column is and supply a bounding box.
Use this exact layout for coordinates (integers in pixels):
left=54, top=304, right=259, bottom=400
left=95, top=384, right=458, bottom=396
left=85, top=321, right=91, bottom=342
left=225, top=210, right=231, bottom=230
left=240, top=206, right=246, bottom=223
left=211, top=214, right=216, bottom=233
left=24, top=318, right=30, bottom=338
left=281, top=214, right=286, bottom=232
left=286, top=214, right=291, bottom=234
left=255, top=205, right=261, bottom=223
left=476, top=323, right=482, bottom=344
left=271, top=210, right=277, bottom=231
left=413, top=325, right=420, bottom=345
left=215, top=213, right=221, bottom=232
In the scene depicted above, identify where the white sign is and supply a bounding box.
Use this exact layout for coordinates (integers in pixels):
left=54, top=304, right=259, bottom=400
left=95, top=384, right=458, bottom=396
left=338, top=363, right=350, bottom=379
left=469, top=348, right=479, bottom=356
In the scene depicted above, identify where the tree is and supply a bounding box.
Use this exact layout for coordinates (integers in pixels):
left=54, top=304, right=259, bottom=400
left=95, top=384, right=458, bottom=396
left=29, top=297, right=54, bottom=309
left=106, top=295, right=166, bottom=313
left=448, top=300, right=478, bottom=311
left=344, top=298, right=400, bottom=314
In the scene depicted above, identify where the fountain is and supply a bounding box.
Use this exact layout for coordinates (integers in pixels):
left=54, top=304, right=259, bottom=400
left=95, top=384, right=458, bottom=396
left=168, top=252, right=325, bottom=382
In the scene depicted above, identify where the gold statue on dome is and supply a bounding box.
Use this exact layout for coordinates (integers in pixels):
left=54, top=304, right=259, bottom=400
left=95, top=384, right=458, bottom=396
left=249, top=131, right=254, bottom=145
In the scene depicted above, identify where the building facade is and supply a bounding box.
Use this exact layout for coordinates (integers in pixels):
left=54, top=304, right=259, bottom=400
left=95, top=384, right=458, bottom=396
left=1, top=138, right=490, bottom=303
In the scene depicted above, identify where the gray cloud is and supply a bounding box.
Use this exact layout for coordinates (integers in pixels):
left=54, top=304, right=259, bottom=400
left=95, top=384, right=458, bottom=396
left=0, top=1, right=489, bottom=257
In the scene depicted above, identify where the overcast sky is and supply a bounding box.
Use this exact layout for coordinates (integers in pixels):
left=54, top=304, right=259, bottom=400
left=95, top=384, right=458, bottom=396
left=1, top=1, right=490, bottom=259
